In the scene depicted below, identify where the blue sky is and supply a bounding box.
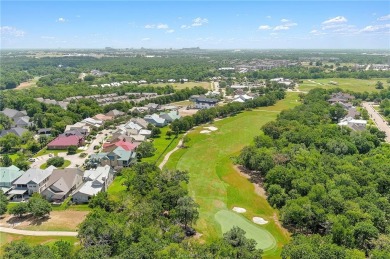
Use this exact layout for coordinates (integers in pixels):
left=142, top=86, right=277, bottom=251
left=1, top=1, right=389, bottom=49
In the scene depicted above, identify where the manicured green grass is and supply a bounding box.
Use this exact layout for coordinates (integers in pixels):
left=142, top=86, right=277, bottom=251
left=215, top=210, right=276, bottom=251
left=299, top=78, right=388, bottom=93
left=142, top=126, right=182, bottom=165
left=107, top=175, right=127, bottom=202
left=40, top=160, right=71, bottom=169
left=8, top=154, right=20, bottom=162
left=0, top=234, right=78, bottom=256
left=164, top=93, right=299, bottom=258
left=34, top=148, right=67, bottom=157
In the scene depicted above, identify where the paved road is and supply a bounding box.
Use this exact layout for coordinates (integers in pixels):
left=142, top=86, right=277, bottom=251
left=31, top=129, right=111, bottom=168
left=0, top=226, right=77, bottom=236
left=158, top=133, right=187, bottom=170
left=362, top=102, right=390, bottom=143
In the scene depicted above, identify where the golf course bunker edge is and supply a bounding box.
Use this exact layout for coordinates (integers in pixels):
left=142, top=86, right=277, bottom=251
left=214, top=210, right=277, bottom=251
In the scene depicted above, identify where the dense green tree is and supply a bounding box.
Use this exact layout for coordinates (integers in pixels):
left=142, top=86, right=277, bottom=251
left=137, top=142, right=156, bottom=158
left=0, top=190, right=8, bottom=215
left=9, top=202, right=29, bottom=218
left=28, top=194, right=52, bottom=218
left=1, top=154, right=13, bottom=167
left=173, top=196, right=199, bottom=229
left=46, top=156, right=64, bottom=167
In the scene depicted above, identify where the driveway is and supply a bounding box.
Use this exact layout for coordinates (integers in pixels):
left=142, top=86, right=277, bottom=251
left=362, top=102, right=390, bottom=143
left=31, top=129, right=111, bottom=169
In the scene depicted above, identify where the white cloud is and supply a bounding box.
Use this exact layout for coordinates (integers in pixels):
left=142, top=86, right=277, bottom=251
left=310, top=30, right=318, bottom=34
left=281, top=19, right=289, bottom=23
left=322, top=16, right=347, bottom=24
left=0, top=26, right=25, bottom=37
left=181, top=17, right=209, bottom=29
left=284, top=22, right=297, bottom=27
left=274, top=25, right=290, bottom=31
left=141, top=38, right=151, bottom=41
left=41, top=36, right=55, bottom=39
left=156, top=24, right=169, bottom=29
left=258, top=25, right=272, bottom=30
left=378, top=14, right=390, bottom=21
left=266, top=16, right=272, bottom=19
left=145, top=24, right=155, bottom=29
left=360, top=24, right=390, bottom=33
left=57, top=17, right=66, bottom=23
left=192, top=17, right=208, bottom=27
left=166, top=29, right=175, bottom=33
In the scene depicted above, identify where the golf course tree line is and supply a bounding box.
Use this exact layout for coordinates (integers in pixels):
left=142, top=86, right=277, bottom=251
left=3, top=163, right=264, bottom=258
left=169, top=90, right=286, bottom=134
left=238, top=88, right=390, bottom=258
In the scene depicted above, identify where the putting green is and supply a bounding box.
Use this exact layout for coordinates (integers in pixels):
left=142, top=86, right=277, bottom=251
left=215, top=210, right=277, bottom=251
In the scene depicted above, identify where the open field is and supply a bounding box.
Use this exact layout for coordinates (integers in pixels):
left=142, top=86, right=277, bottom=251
left=298, top=78, right=388, bottom=93
left=164, top=92, right=299, bottom=258
left=0, top=233, right=78, bottom=256
left=0, top=210, right=88, bottom=232
left=15, top=76, right=40, bottom=90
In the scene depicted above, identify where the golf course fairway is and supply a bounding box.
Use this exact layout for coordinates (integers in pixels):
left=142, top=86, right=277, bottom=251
left=164, top=92, right=299, bottom=258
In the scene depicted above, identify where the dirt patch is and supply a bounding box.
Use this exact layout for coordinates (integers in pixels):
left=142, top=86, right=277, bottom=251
left=178, top=108, right=198, bottom=117
left=273, top=212, right=289, bottom=236
left=0, top=210, right=88, bottom=231
left=234, top=165, right=267, bottom=199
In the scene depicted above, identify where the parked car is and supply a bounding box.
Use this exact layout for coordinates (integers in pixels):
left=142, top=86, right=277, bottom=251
left=49, top=153, right=53, bottom=157
left=28, top=158, right=35, bottom=162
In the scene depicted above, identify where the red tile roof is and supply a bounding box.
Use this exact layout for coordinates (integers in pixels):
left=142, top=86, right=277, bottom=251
left=47, top=135, right=82, bottom=148
left=103, top=140, right=139, bottom=152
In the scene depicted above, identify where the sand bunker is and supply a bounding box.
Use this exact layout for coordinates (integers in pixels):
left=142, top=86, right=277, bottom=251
left=200, top=130, right=211, bottom=134
left=204, top=126, right=218, bottom=131
left=253, top=217, right=268, bottom=225
left=232, top=207, right=247, bottom=213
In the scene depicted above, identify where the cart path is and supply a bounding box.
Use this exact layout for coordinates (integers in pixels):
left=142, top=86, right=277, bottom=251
left=158, top=133, right=187, bottom=170
left=0, top=226, right=78, bottom=236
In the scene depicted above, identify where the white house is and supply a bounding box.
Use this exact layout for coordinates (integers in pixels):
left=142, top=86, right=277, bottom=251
left=193, top=96, right=219, bottom=109
left=10, top=166, right=56, bottom=199
left=338, top=118, right=367, bottom=131
left=72, top=165, right=114, bottom=204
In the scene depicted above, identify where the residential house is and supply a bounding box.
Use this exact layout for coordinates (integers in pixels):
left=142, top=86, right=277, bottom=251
left=65, top=122, right=91, bottom=136
left=232, top=94, right=254, bottom=103
left=193, top=96, right=219, bottom=109
left=42, top=168, right=84, bottom=202
left=102, top=139, right=139, bottom=153
left=146, top=103, right=160, bottom=112
left=10, top=166, right=56, bottom=199
left=1, top=108, right=32, bottom=128
left=130, top=118, right=149, bottom=129
left=0, top=165, right=24, bottom=193
left=72, top=165, right=114, bottom=204
left=338, top=118, right=367, bottom=131
left=47, top=133, right=84, bottom=150
left=106, top=109, right=125, bottom=118
left=129, top=134, right=146, bottom=142
left=89, top=147, right=137, bottom=168
left=37, top=128, right=52, bottom=136
left=144, top=114, right=167, bottom=127
left=0, top=127, right=28, bottom=138
left=139, top=129, right=152, bottom=137
left=81, top=118, right=104, bottom=128
left=159, top=110, right=181, bottom=123
left=93, top=114, right=113, bottom=122
left=328, top=92, right=355, bottom=104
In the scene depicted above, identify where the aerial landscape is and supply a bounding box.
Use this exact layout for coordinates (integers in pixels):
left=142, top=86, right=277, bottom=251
left=0, top=1, right=390, bottom=258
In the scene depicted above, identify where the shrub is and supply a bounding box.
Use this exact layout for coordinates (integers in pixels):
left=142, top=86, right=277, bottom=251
left=46, top=156, right=64, bottom=167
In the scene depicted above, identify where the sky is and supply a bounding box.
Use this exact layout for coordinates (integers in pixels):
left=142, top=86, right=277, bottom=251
left=1, top=1, right=389, bottom=49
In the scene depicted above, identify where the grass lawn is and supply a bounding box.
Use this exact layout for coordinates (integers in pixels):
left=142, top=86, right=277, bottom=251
left=34, top=148, right=67, bottom=157
left=8, top=154, right=20, bottom=162
left=215, top=210, right=276, bottom=251
left=107, top=175, right=127, bottom=202
left=163, top=92, right=299, bottom=258
left=40, top=160, right=71, bottom=169
left=0, top=233, right=78, bottom=256
left=298, top=78, right=388, bottom=93
left=142, top=126, right=182, bottom=165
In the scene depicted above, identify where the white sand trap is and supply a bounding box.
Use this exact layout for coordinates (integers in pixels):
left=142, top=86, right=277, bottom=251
left=205, top=126, right=218, bottom=131
left=200, top=130, right=211, bottom=134
left=253, top=217, right=268, bottom=225
left=232, top=207, right=247, bottom=213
